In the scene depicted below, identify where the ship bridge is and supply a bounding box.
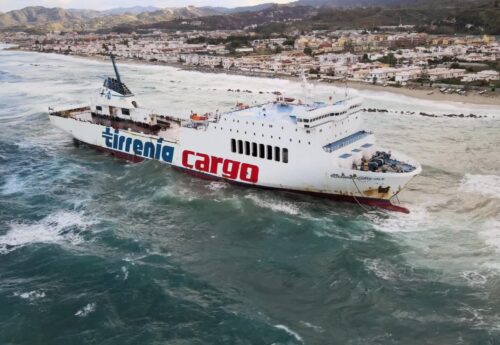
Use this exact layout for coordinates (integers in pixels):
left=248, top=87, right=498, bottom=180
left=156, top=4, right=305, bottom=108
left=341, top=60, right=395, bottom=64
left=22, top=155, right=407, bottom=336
left=226, top=102, right=316, bottom=124
left=225, top=97, right=362, bottom=129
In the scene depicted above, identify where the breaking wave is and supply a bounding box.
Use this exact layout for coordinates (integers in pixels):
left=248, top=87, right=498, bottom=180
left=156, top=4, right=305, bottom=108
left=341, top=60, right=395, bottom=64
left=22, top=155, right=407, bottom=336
left=245, top=194, right=300, bottom=216
left=460, top=174, right=500, bottom=199
left=274, top=324, right=303, bottom=343
left=75, top=302, right=96, bottom=317
left=0, top=211, right=94, bottom=254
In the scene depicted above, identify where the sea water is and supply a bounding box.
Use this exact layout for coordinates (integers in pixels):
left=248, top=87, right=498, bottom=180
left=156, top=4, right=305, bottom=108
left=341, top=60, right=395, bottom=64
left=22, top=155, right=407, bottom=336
left=1, top=48, right=500, bottom=344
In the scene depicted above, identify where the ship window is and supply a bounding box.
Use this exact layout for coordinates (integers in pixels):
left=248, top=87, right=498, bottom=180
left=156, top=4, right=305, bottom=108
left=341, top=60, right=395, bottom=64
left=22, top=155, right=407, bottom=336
left=282, top=148, right=288, bottom=163
left=231, top=139, right=236, bottom=153
left=274, top=147, right=280, bottom=162
left=252, top=142, right=258, bottom=157
left=96, top=106, right=102, bottom=111
left=238, top=140, right=243, bottom=154
left=267, top=145, right=273, bottom=160
left=245, top=141, right=250, bottom=155
left=259, top=144, right=265, bottom=158
left=121, top=108, right=130, bottom=116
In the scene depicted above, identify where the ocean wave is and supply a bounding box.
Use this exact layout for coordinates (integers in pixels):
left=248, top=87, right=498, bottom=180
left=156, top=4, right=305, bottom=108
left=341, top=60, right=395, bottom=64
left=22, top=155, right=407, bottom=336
left=206, top=181, right=229, bottom=191
left=245, top=194, right=300, bottom=216
left=479, top=219, right=500, bottom=253
left=274, top=324, right=303, bottom=343
left=1, top=174, right=25, bottom=195
left=363, top=258, right=398, bottom=281
left=366, top=204, right=432, bottom=233
left=0, top=211, right=94, bottom=254
left=13, top=290, right=46, bottom=301
left=75, top=302, right=96, bottom=317
left=460, top=174, right=500, bottom=199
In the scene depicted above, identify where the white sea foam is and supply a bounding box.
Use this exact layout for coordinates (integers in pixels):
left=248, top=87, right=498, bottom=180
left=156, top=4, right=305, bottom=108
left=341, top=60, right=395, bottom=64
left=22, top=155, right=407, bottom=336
left=460, top=174, right=500, bottom=199
left=75, top=302, right=96, bottom=317
left=366, top=204, right=432, bottom=234
left=245, top=194, right=299, bottom=216
left=363, top=258, right=397, bottom=281
left=121, top=266, right=129, bottom=280
left=461, top=271, right=489, bottom=287
left=0, top=211, right=93, bottom=254
left=14, top=290, right=46, bottom=301
left=1, top=175, right=25, bottom=195
left=479, top=219, right=500, bottom=253
left=299, top=321, right=324, bottom=333
left=274, top=324, right=303, bottom=343
left=206, top=181, right=229, bottom=191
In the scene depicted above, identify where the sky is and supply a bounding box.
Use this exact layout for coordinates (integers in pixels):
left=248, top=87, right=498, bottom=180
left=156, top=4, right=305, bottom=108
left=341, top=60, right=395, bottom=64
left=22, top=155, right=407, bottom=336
left=0, top=0, right=293, bottom=12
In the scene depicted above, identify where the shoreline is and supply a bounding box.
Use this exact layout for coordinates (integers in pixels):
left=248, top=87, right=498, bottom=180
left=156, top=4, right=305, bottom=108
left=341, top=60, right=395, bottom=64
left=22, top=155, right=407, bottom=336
left=9, top=49, right=500, bottom=107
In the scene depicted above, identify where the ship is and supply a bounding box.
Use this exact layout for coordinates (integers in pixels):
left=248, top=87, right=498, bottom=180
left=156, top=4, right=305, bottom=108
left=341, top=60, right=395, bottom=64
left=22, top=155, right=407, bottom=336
left=49, top=56, right=421, bottom=213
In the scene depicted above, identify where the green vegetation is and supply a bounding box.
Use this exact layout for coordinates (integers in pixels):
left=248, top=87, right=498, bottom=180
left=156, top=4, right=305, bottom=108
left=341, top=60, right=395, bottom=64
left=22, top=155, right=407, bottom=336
left=378, top=53, right=397, bottom=67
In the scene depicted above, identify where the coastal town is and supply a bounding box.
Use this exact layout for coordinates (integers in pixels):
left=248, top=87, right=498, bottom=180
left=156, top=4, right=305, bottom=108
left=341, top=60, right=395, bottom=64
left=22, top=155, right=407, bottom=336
left=2, top=28, right=499, bottom=97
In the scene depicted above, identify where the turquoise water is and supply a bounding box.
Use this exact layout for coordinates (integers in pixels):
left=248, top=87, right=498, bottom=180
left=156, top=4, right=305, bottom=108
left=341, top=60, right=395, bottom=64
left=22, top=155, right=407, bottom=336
left=1, top=48, right=500, bottom=345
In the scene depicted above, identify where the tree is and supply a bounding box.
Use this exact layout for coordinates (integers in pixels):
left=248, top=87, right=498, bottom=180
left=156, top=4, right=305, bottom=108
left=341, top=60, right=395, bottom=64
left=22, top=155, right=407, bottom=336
left=303, top=47, right=313, bottom=56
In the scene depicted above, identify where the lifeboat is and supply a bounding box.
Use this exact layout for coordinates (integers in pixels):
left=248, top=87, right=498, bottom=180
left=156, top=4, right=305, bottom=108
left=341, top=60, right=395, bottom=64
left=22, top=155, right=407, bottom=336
left=190, top=113, right=208, bottom=123
left=236, top=102, right=249, bottom=110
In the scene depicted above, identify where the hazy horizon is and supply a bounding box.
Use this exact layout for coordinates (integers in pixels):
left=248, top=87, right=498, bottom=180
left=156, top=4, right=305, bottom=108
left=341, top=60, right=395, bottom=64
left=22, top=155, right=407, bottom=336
left=0, top=0, right=293, bottom=12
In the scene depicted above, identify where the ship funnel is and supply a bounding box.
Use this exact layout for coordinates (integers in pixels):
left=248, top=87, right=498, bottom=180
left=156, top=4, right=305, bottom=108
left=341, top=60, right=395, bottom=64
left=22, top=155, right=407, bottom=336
left=110, top=54, right=122, bottom=84
left=103, top=54, right=133, bottom=96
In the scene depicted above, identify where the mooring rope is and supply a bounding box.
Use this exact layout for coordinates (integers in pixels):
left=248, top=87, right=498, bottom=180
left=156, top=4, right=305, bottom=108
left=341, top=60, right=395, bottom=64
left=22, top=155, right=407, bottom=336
left=351, top=175, right=371, bottom=212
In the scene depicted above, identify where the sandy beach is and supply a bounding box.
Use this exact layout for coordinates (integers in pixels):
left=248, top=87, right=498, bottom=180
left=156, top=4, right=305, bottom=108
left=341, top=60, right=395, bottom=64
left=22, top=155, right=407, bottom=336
left=32, top=51, right=500, bottom=107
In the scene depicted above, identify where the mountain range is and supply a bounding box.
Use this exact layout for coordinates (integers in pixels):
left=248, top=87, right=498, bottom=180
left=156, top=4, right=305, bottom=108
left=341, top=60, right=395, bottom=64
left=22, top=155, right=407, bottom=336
left=0, top=0, right=495, bottom=33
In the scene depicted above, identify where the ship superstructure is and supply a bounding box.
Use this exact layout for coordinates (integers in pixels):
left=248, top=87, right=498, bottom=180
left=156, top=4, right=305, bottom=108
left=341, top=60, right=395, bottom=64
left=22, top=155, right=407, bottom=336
left=49, top=56, right=421, bottom=212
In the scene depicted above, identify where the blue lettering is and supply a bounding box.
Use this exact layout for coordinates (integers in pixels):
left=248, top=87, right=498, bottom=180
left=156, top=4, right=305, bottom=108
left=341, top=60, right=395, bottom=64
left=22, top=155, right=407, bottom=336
left=155, top=138, right=163, bottom=160
left=124, top=137, right=132, bottom=152
left=101, top=128, right=174, bottom=163
left=133, top=139, right=143, bottom=155
left=112, top=129, right=119, bottom=149
left=161, top=146, right=174, bottom=163
left=118, top=136, right=126, bottom=151
left=102, top=127, right=113, bottom=147
left=143, top=142, right=155, bottom=158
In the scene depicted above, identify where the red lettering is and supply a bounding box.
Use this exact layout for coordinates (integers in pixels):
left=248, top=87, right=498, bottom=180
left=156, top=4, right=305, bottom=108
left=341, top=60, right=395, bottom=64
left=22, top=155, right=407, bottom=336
left=240, top=163, right=259, bottom=183
left=194, top=153, right=210, bottom=172
left=209, top=156, right=224, bottom=174
left=182, top=150, right=195, bottom=168
left=183, top=150, right=259, bottom=183
left=222, top=160, right=240, bottom=179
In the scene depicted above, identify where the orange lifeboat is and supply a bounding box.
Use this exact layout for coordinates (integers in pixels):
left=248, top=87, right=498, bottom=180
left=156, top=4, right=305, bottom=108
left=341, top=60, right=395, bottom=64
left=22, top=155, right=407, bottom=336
left=190, top=113, right=208, bottom=122
left=236, top=102, right=249, bottom=110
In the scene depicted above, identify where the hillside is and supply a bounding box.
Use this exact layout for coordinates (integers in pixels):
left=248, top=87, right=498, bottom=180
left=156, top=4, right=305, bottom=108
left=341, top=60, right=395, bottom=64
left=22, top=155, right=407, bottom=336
left=295, top=0, right=492, bottom=7
left=305, top=1, right=499, bottom=34
left=0, top=5, right=222, bottom=31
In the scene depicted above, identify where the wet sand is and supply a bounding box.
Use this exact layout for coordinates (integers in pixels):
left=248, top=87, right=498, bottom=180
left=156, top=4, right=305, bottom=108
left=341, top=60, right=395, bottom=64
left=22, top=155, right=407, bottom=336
left=41, top=52, right=500, bottom=107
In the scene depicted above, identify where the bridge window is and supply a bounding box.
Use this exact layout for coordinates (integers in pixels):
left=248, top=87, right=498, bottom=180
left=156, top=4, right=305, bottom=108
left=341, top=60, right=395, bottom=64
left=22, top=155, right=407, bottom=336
left=96, top=106, right=102, bottom=111
left=121, top=108, right=130, bottom=116
left=259, top=144, right=265, bottom=158
left=252, top=142, right=258, bottom=157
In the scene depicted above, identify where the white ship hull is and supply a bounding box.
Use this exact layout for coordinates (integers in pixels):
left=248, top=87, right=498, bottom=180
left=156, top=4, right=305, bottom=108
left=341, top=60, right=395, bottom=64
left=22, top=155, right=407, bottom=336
left=49, top=112, right=420, bottom=213
left=49, top=57, right=421, bottom=212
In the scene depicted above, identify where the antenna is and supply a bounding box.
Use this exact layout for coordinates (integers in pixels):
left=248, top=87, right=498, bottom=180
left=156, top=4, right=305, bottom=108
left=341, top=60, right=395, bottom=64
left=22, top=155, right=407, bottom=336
left=110, top=54, right=122, bottom=84
left=300, top=69, right=312, bottom=104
